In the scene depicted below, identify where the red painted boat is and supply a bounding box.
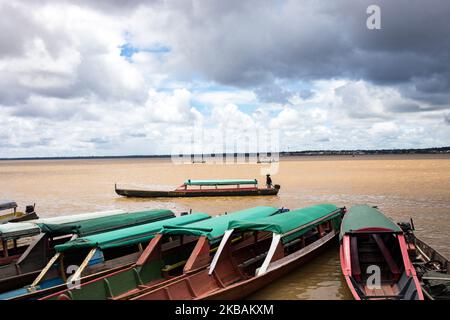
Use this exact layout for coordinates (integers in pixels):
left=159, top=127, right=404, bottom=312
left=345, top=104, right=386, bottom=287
left=40, top=206, right=282, bottom=300
left=339, top=205, right=424, bottom=300
left=115, top=179, right=280, bottom=198
left=131, top=204, right=345, bottom=300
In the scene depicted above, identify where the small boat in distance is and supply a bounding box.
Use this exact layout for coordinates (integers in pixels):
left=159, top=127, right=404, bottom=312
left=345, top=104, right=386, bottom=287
left=0, top=201, right=38, bottom=224
left=339, top=205, right=424, bottom=300
left=115, top=179, right=280, bottom=198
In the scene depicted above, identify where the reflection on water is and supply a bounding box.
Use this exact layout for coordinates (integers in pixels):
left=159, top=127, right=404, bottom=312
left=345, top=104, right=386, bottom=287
left=0, top=155, right=449, bottom=299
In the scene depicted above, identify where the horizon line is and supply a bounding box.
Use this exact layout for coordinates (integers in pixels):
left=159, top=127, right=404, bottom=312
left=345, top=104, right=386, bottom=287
left=1, top=146, right=449, bottom=161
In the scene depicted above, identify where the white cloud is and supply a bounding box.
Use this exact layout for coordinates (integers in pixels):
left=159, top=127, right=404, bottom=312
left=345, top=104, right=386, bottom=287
left=0, top=1, right=449, bottom=158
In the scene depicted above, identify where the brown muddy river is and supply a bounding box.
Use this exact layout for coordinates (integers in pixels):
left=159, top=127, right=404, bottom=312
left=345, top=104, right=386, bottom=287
left=0, top=154, right=449, bottom=299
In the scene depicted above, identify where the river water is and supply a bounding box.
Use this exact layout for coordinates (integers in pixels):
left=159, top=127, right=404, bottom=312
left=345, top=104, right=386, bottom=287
left=1, top=155, right=449, bottom=299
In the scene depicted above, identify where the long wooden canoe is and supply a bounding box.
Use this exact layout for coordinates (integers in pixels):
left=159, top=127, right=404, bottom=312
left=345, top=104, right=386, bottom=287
left=0, top=209, right=129, bottom=267
left=41, top=206, right=283, bottom=300
left=131, top=204, right=344, bottom=300
left=115, top=179, right=280, bottom=198
left=0, top=209, right=176, bottom=299
left=339, top=205, right=424, bottom=300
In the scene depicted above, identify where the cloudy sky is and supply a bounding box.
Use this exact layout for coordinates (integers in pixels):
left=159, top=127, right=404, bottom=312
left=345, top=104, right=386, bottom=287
left=0, top=0, right=449, bottom=157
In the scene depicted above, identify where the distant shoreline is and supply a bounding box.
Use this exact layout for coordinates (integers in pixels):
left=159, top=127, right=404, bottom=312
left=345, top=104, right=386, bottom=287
left=1, top=147, right=449, bottom=161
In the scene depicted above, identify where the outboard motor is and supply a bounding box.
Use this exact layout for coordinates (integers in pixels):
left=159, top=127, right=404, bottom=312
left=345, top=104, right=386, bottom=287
left=398, top=219, right=416, bottom=257
left=25, top=205, right=35, bottom=213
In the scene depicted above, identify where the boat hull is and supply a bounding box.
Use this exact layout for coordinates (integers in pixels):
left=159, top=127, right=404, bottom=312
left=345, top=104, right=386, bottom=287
left=203, top=232, right=338, bottom=300
left=132, top=230, right=339, bottom=300
left=115, top=187, right=279, bottom=198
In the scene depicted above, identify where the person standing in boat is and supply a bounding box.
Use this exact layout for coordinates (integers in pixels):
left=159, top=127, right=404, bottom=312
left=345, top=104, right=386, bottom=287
left=266, top=174, right=273, bottom=188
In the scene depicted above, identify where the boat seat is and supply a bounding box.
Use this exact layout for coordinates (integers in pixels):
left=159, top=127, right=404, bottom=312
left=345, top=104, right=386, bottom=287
left=371, top=234, right=401, bottom=279
left=161, top=260, right=187, bottom=272
left=238, top=252, right=268, bottom=268
left=351, top=236, right=362, bottom=281
left=284, top=238, right=302, bottom=249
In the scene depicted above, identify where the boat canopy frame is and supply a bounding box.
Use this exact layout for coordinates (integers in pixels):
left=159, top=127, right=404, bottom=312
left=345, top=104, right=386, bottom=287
left=0, top=201, right=18, bottom=212
left=157, top=206, right=282, bottom=245
left=209, top=204, right=343, bottom=276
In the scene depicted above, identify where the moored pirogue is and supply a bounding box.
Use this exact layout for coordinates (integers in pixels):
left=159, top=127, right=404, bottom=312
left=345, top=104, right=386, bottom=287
left=115, top=179, right=280, bottom=198
left=41, top=206, right=283, bottom=300
left=132, top=204, right=345, bottom=300
left=339, top=205, right=424, bottom=300
left=0, top=209, right=176, bottom=299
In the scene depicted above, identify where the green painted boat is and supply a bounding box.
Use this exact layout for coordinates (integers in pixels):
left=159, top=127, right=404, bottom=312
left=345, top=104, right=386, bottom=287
left=42, top=206, right=283, bottom=300
left=132, top=204, right=345, bottom=300
left=0, top=209, right=176, bottom=297
left=115, top=179, right=280, bottom=198
left=0, top=209, right=130, bottom=265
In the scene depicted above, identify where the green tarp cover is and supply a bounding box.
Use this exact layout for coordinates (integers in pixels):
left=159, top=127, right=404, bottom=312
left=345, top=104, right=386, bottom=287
left=340, top=205, right=402, bottom=239
left=38, top=209, right=175, bottom=237
left=184, top=179, right=257, bottom=186
left=160, top=206, right=280, bottom=244
left=54, top=213, right=210, bottom=252
left=228, top=204, right=341, bottom=243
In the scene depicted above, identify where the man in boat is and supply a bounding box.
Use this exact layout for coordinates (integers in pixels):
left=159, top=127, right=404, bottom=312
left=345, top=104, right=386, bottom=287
left=266, top=174, right=273, bottom=188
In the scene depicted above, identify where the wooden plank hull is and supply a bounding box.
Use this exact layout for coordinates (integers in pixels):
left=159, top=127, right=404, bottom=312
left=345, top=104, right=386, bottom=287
left=132, top=231, right=338, bottom=300
left=115, top=187, right=279, bottom=198
left=203, top=232, right=338, bottom=300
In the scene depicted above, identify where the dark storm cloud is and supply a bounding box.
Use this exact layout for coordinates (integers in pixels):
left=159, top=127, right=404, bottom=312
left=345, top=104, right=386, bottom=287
left=148, top=0, right=450, bottom=106
left=2, top=0, right=449, bottom=111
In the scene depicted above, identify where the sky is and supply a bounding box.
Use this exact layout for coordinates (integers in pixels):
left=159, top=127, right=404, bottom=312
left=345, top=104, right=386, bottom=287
left=0, top=0, right=449, bottom=157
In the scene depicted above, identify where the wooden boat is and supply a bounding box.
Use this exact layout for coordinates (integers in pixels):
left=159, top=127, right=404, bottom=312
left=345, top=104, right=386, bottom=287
left=396, top=221, right=450, bottom=300
left=0, top=201, right=38, bottom=224
left=0, top=208, right=175, bottom=298
left=0, top=209, right=132, bottom=266
left=41, top=206, right=283, bottom=300
left=115, top=179, right=280, bottom=198
left=131, top=204, right=344, bottom=300
left=412, top=236, right=450, bottom=300
left=339, top=205, right=424, bottom=300
left=6, top=212, right=209, bottom=300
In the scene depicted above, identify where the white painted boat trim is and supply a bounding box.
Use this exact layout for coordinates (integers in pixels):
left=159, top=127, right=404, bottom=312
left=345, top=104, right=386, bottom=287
left=256, top=234, right=281, bottom=276
left=209, top=229, right=234, bottom=275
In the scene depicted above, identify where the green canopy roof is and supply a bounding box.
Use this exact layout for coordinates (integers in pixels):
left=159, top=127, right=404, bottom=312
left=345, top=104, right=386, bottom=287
left=184, top=179, right=257, bottom=186
left=159, top=206, right=280, bottom=244
left=37, top=209, right=175, bottom=237
left=54, top=213, right=210, bottom=252
left=340, top=205, right=402, bottom=239
left=228, top=204, right=341, bottom=243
